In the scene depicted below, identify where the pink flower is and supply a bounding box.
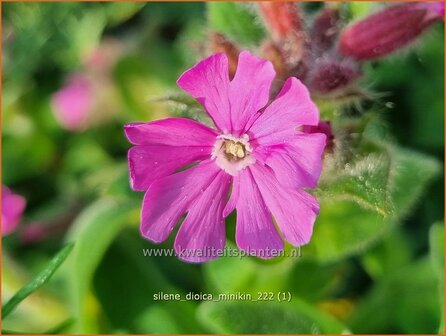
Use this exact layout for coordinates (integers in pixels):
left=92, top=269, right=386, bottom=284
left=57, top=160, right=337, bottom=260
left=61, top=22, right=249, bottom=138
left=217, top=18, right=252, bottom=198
left=339, top=2, right=444, bottom=61
left=125, top=51, right=326, bottom=263
left=2, top=186, right=26, bottom=236
left=51, top=74, right=92, bottom=131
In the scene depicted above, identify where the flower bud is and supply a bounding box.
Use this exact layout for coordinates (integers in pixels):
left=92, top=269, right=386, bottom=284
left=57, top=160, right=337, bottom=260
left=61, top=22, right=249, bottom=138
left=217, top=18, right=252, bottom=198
left=258, top=3, right=309, bottom=78
left=258, top=2, right=303, bottom=41
left=339, top=2, right=444, bottom=61
left=312, top=7, right=340, bottom=53
left=260, top=40, right=287, bottom=80
left=210, top=32, right=239, bottom=79
left=308, top=59, right=360, bottom=95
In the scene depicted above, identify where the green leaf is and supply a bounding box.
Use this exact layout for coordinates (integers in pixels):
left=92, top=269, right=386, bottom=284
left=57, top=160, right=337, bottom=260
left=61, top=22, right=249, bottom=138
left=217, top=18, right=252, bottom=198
left=44, top=318, right=75, bottom=334
left=63, top=198, right=138, bottom=333
left=287, top=259, right=348, bottom=302
left=407, top=30, right=445, bottom=150
left=93, top=230, right=204, bottom=334
left=360, top=228, right=412, bottom=279
left=317, top=153, right=392, bottom=216
left=430, top=223, right=445, bottom=279
left=114, top=56, right=156, bottom=117
left=134, top=306, right=181, bottom=334
left=318, top=144, right=440, bottom=219
left=390, top=147, right=441, bottom=218
left=174, top=18, right=208, bottom=68
left=198, top=300, right=346, bottom=334
left=430, top=223, right=445, bottom=334
left=82, top=162, right=139, bottom=201
left=114, top=55, right=176, bottom=119
left=349, top=258, right=441, bottom=333
left=2, top=243, right=74, bottom=319
left=204, top=248, right=257, bottom=293
left=3, top=2, right=83, bottom=80
left=2, top=131, right=56, bottom=184
left=53, top=7, right=106, bottom=68
left=364, top=30, right=445, bottom=151
left=62, top=137, right=112, bottom=177
left=1, top=253, right=69, bottom=333
left=1, top=330, right=22, bottom=335
left=306, top=199, right=395, bottom=262
left=207, top=2, right=265, bottom=45
left=104, top=3, right=146, bottom=26
left=348, top=2, right=375, bottom=20
left=2, top=318, right=73, bottom=335
left=204, top=242, right=296, bottom=294
left=308, top=144, right=440, bottom=262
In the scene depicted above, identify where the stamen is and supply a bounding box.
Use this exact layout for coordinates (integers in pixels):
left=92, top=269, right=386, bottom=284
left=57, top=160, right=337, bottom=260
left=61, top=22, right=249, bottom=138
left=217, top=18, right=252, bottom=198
left=212, top=134, right=255, bottom=176
left=223, top=141, right=246, bottom=160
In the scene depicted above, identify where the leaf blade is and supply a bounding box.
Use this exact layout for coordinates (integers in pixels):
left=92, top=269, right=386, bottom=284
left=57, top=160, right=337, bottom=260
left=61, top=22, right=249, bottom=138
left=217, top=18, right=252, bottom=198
left=2, top=243, right=74, bottom=319
left=207, top=2, right=265, bottom=45
left=63, top=198, right=138, bottom=333
left=198, top=300, right=346, bottom=334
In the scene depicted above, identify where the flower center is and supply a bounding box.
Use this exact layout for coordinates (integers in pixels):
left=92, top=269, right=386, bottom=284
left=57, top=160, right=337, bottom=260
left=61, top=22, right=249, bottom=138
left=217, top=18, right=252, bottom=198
left=223, top=140, right=247, bottom=160
left=212, top=134, right=255, bottom=176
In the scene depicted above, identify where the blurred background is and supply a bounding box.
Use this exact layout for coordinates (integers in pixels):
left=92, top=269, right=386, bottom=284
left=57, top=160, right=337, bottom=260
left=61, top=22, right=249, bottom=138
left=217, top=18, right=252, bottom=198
left=1, top=2, right=444, bottom=334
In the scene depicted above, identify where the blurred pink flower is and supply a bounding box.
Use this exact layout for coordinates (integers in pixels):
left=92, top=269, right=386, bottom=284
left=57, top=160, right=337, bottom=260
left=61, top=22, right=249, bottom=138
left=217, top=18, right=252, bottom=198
left=339, top=2, right=444, bottom=61
left=125, top=51, right=326, bottom=262
left=51, top=74, right=92, bottom=132
left=20, top=222, right=49, bottom=244
left=2, top=186, right=26, bottom=236
left=85, top=38, right=123, bottom=74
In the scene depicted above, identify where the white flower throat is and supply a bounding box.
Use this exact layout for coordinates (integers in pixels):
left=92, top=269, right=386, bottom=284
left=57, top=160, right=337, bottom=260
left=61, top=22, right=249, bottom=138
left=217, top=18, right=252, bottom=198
left=212, top=134, right=255, bottom=176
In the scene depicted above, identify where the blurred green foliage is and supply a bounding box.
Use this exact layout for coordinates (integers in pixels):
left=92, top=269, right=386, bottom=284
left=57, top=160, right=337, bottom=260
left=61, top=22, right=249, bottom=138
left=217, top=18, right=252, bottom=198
left=2, top=2, right=444, bottom=335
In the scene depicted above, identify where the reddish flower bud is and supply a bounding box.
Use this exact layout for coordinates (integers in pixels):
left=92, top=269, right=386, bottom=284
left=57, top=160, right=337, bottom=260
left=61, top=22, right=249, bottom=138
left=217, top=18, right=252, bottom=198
left=210, top=32, right=240, bottom=79
left=260, top=40, right=287, bottom=80
left=339, top=2, right=444, bottom=61
left=258, top=2, right=303, bottom=41
left=308, top=59, right=360, bottom=95
left=258, top=3, right=309, bottom=79
left=312, top=7, right=340, bottom=53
